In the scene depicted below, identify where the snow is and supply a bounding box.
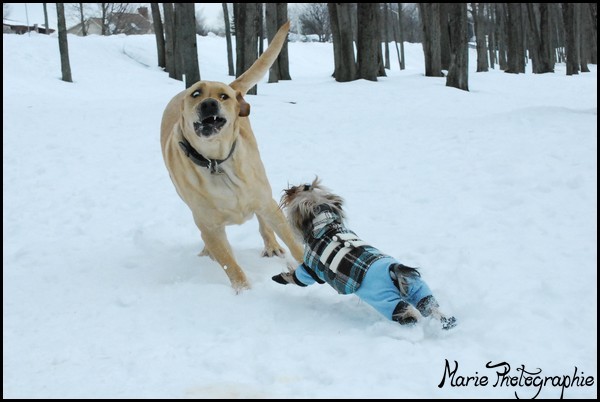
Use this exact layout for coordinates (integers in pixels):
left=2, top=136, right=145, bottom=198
left=3, top=32, right=597, bottom=398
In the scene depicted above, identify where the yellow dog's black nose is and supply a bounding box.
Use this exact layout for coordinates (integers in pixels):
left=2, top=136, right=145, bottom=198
left=199, top=98, right=219, bottom=117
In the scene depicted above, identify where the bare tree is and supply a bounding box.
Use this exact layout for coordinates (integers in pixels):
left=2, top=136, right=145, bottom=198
left=495, top=3, right=508, bottom=70
left=150, top=3, right=165, bottom=69
left=163, top=3, right=181, bottom=80
left=356, top=3, right=380, bottom=81
left=266, top=3, right=280, bottom=82
left=526, top=3, right=554, bottom=74
left=505, top=3, right=525, bottom=74
left=78, top=3, right=87, bottom=36
left=383, top=4, right=390, bottom=70
left=43, top=3, right=50, bottom=34
left=276, top=3, right=291, bottom=80
left=419, top=3, right=443, bottom=77
left=175, top=3, right=201, bottom=88
left=578, top=3, right=592, bottom=71
left=298, top=3, right=331, bottom=42
left=67, top=4, right=90, bottom=36
left=266, top=3, right=291, bottom=83
left=374, top=4, right=386, bottom=77
left=446, top=3, right=469, bottom=91
left=562, top=3, right=580, bottom=75
left=328, top=3, right=356, bottom=82
left=56, top=3, right=73, bottom=83
left=487, top=4, right=496, bottom=69
left=234, top=3, right=259, bottom=94
left=257, top=3, right=264, bottom=56
left=439, top=3, right=451, bottom=70
left=98, top=3, right=135, bottom=35
left=472, top=3, right=489, bottom=72
left=99, top=3, right=109, bottom=35
left=223, top=3, right=235, bottom=76
left=395, top=3, right=406, bottom=69
left=401, top=3, right=421, bottom=43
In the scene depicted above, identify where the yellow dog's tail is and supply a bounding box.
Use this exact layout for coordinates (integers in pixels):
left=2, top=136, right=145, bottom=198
left=229, top=21, right=290, bottom=95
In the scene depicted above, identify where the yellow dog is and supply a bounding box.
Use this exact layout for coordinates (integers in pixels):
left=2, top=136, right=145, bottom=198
left=160, top=22, right=302, bottom=291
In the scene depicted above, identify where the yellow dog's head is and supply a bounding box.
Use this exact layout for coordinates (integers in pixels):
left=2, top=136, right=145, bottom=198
left=180, top=81, right=250, bottom=143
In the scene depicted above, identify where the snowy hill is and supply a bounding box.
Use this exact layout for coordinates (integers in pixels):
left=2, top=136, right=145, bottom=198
left=3, top=32, right=597, bottom=398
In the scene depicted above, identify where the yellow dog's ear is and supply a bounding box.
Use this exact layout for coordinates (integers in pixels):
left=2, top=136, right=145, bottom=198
left=236, top=91, right=250, bottom=117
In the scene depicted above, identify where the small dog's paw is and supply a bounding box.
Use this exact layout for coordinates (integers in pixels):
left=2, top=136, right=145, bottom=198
left=441, top=316, right=457, bottom=330
left=392, top=301, right=421, bottom=326
left=272, top=272, right=296, bottom=285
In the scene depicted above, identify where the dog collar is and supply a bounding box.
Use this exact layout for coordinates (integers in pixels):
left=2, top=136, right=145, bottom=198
left=178, top=136, right=237, bottom=174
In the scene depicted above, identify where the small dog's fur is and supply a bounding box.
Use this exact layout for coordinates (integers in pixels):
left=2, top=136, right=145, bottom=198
left=278, top=177, right=456, bottom=329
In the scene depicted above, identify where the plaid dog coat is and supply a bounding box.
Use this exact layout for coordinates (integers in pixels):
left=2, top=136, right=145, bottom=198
left=295, top=204, right=388, bottom=294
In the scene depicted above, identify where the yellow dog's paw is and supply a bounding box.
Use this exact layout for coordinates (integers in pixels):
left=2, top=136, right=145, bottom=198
left=262, top=246, right=285, bottom=258
left=199, top=247, right=215, bottom=260
left=233, top=280, right=251, bottom=294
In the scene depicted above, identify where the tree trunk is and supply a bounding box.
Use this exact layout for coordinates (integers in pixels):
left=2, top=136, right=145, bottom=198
left=374, top=4, right=386, bottom=77
left=419, top=3, right=443, bottom=77
left=328, top=3, right=356, bottom=82
left=495, top=3, right=507, bottom=70
left=56, top=3, right=72, bottom=83
left=101, top=3, right=108, bottom=35
left=446, top=2, right=468, bottom=91
left=275, top=3, right=291, bottom=80
left=539, top=3, right=555, bottom=71
left=356, top=3, right=380, bottom=81
left=163, top=3, right=180, bottom=80
left=223, top=3, right=235, bottom=76
left=265, top=3, right=279, bottom=82
left=77, top=3, right=87, bottom=36
left=175, top=3, right=200, bottom=88
left=235, top=3, right=259, bottom=94
left=151, top=3, right=166, bottom=69
left=562, top=3, right=580, bottom=75
left=526, top=3, right=554, bottom=74
left=329, top=3, right=341, bottom=78
left=384, top=3, right=390, bottom=70
left=487, top=5, right=496, bottom=69
left=397, top=3, right=405, bottom=70
left=43, top=3, right=50, bottom=35
left=578, top=3, right=590, bottom=72
left=257, top=3, right=264, bottom=56
left=552, top=4, right=565, bottom=63
left=473, top=3, right=489, bottom=72
left=391, top=4, right=401, bottom=70
left=506, top=3, right=525, bottom=74
left=439, top=3, right=451, bottom=70
left=588, top=3, right=597, bottom=64
left=526, top=3, right=542, bottom=73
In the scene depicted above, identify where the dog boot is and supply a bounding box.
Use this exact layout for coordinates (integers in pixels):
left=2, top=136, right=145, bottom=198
left=416, top=295, right=439, bottom=317
left=417, top=295, right=457, bottom=330
left=440, top=316, right=457, bottom=330
left=392, top=300, right=420, bottom=326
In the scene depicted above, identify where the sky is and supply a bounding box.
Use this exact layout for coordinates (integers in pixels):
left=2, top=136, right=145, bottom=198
left=3, top=27, right=597, bottom=398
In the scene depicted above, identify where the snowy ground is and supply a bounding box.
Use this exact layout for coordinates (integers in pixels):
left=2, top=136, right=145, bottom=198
left=3, top=32, right=597, bottom=398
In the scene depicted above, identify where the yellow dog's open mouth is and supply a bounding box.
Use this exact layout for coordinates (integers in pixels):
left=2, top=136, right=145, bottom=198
left=194, top=116, right=227, bottom=137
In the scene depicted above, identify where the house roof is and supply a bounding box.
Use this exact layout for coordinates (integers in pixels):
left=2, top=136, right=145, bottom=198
left=66, top=10, right=153, bottom=35
left=3, top=18, right=55, bottom=34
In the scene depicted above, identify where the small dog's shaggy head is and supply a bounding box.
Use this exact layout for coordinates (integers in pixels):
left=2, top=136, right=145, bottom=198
left=280, top=177, right=345, bottom=241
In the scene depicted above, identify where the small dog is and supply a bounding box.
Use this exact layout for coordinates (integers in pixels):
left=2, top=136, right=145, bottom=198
left=273, top=178, right=457, bottom=330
